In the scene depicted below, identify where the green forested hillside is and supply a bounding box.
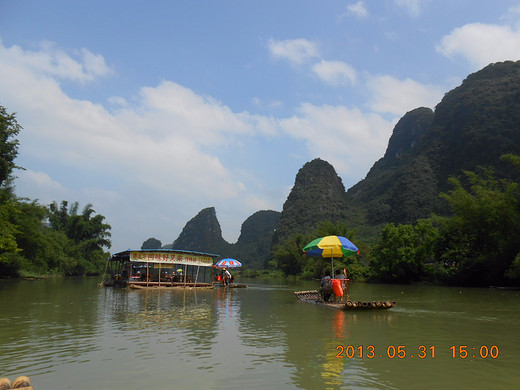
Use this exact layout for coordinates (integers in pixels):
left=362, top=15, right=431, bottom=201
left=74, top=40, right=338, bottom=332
left=9, top=61, right=520, bottom=283
left=272, top=159, right=349, bottom=247
left=272, top=61, right=520, bottom=286
left=172, top=207, right=232, bottom=255
left=235, top=210, right=280, bottom=269
left=169, top=61, right=520, bottom=285
left=346, top=61, right=520, bottom=237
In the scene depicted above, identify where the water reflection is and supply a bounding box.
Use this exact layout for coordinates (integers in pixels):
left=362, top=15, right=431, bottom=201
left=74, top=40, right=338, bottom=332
left=108, top=288, right=215, bottom=331
left=236, top=286, right=288, bottom=349
left=277, top=294, right=399, bottom=390
left=0, top=278, right=101, bottom=376
left=1, top=278, right=519, bottom=389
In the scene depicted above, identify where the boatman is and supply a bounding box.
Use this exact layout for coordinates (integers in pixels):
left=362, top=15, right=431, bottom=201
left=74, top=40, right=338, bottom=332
left=223, top=268, right=232, bottom=286
left=320, top=272, right=332, bottom=302
left=335, top=268, right=348, bottom=302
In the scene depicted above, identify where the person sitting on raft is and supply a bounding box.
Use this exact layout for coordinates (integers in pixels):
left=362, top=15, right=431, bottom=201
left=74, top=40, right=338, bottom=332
left=320, top=272, right=332, bottom=302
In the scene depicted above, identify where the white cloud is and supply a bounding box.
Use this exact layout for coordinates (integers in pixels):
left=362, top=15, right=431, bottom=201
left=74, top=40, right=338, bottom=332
left=79, top=48, right=113, bottom=79
left=312, top=60, right=357, bottom=86
left=0, top=40, right=112, bottom=84
left=279, top=103, right=394, bottom=187
left=108, top=96, right=128, bottom=106
left=251, top=97, right=283, bottom=110
left=501, top=5, right=520, bottom=29
left=15, top=170, right=68, bottom=202
left=267, top=39, right=357, bottom=88
left=437, top=22, right=520, bottom=68
left=347, top=1, right=369, bottom=19
left=366, top=75, right=445, bottom=115
left=0, top=38, right=446, bottom=250
left=138, top=80, right=253, bottom=146
left=0, top=39, right=282, bottom=248
left=267, top=38, right=320, bottom=65
left=394, top=0, right=428, bottom=17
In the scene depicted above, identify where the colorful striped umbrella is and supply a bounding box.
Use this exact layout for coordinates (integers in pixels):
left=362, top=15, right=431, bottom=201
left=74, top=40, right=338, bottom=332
left=215, top=258, right=242, bottom=268
left=303, top=235, right=359, bottom=276
left=303, top=235, right=359, bottom=258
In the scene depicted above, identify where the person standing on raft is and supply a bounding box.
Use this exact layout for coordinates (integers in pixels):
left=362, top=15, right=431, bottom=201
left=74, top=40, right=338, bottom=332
left=222, top=268, right=232, bottom=286
left=334, top=268, right=348, bottom=302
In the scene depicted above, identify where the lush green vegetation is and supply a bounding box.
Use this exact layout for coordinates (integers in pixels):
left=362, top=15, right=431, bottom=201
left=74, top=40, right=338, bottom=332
left=4, top=63, right=520, bottom=286
left=346, top=61, right=520, bottom=233
left=370, top=219, right=438, bottom=284
left=271, top=62, right=520, bottom=287
left=0, top=106, right=111, bottom=278
left=274, top=155, right=520, bottom=287
left=370, top=156, right=520, bottom=287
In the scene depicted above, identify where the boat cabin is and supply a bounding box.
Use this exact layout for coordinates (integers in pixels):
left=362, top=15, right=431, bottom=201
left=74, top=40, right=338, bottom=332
left=103, top=249, right=220, bottom=288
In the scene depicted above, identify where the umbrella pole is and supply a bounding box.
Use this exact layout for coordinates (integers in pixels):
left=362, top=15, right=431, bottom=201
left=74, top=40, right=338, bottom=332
left=331, top=249, right=334, bottom=278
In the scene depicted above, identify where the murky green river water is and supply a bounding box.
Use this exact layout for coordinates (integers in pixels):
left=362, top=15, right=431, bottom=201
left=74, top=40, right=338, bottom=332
left=0, top=277, right=518, bottom=389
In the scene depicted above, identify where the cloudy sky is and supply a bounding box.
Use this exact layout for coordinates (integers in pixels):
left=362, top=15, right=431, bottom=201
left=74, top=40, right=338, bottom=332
left=1, top=0, right=520, bottom=251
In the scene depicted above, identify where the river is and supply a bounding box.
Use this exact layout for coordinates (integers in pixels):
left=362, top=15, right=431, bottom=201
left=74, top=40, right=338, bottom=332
left=0, top=277, right=518, bottom=389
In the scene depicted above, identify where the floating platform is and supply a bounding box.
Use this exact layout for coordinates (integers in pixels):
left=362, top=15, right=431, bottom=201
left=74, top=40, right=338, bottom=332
left=294, top=290, right=396, bottom=310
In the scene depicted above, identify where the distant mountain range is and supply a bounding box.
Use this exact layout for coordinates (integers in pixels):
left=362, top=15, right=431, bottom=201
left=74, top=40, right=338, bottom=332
left=145, top=61, right=520, bottom=268
left=168, top=207, right=280, bottom=269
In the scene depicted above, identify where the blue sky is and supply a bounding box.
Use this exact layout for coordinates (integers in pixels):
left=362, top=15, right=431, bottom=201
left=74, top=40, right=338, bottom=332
left=1, top=0, right=520, bottom=251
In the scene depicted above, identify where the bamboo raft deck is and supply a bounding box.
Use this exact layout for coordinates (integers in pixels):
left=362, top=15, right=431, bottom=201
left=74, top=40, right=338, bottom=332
left=294, top=290, right=396, bottom=310
left=212, top=283, right=248, bottom=288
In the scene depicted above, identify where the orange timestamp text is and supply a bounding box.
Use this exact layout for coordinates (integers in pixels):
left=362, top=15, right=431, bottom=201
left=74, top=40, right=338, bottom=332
left=335, top=345, right=499, bottom=359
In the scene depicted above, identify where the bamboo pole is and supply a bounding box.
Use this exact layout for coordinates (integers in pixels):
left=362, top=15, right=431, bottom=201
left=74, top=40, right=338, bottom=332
left=99, top=256, right=110, bottom=286
left=194, top=265, right=200, bottom=286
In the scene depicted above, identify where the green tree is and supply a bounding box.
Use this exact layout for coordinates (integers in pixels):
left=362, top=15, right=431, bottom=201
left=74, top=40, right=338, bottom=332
left=272, top=221, right=366, bottom=279
left=371, top=223, right=423, bottom=283
left=3, top=199, right=75, bottom=277
left=0, top=199, right=22, bottom=276
left=49, top=202, right=111, bottom=250
left=272, top=233, right=311, bottom=276
left=0, top=106, right=22, bottom=189
left=48, top=201, right=78, bottom=231
left=435, top=159, right=520, bottom=286
left=47, top=201, right=112, bottom=275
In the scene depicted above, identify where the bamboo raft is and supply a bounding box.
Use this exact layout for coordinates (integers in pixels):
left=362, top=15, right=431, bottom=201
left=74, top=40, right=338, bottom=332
left=0, top=376, right=33, bottom=390
left=294, top=290, right=396, bottom=310
left=212, top=282, right=248, bottom=288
